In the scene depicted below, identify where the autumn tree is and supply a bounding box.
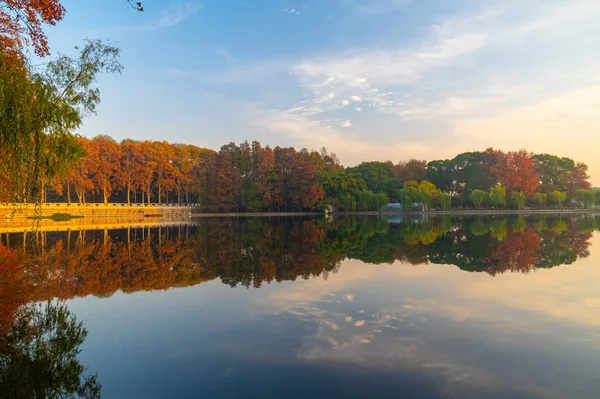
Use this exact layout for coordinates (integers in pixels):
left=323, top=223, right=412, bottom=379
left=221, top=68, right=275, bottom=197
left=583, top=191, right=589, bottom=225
left=0, top=0, right=65, bottom=61
left=490, top=149, right=539, bottom=196
left=120, top=140, right=143, bottom=204
left=289, top=149, right=323, bottom=209
left=66, top=137, right=94, bottom=204
left=88, top=136, right=123, bottom=204
left=565, top=162, right=591, bottom=200
left=191, top=149, right=218, bottom=209
left=137, top=141, right=158, bottom=204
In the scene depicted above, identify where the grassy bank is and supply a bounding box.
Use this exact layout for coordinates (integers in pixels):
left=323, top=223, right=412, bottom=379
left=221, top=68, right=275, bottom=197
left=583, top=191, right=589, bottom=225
left=27, top=213, right=84, bottom=222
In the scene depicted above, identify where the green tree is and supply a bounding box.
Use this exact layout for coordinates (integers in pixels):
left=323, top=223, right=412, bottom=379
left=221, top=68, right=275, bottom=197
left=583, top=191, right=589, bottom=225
left=341, top=195, right=357, bottom=212
left=548, top=190, right=567, bottom=208
left=397, top=187, right=421, bottom=210
left=469, top=189, right=488, bottom=209
left=375, top=193, right=389, bottom=212
left=489, top=185, right=507, bottom=209
left=317, top=170, right=368, bottom=207
left=510, top=191, right=527, bottom=210
left=439, top=191, right=452, bottom=210
left=575, top=189, right=595, bottom=209
left=346, top=161, right=398, bottom=195
left=532, top=154, right=575, bottom=192
left=0, top=39, right=122, bottom=203
left=533, top=192, right=547, bottom=207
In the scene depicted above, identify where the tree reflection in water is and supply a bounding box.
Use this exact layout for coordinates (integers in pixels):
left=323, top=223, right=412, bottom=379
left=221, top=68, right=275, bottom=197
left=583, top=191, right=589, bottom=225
left=0, top=301, right=100, bottom=398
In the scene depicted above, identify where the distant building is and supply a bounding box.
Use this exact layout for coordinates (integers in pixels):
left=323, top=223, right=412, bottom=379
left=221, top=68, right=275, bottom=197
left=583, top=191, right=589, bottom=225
left=382, top=202, right=427, bottom=212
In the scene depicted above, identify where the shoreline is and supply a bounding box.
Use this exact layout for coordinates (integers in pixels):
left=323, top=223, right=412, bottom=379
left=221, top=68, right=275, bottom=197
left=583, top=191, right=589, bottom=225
left=334, top=209, right=600, bottom=216
left=1, top=203, right=598, bottom=220
left=1, top=208, right=597, bottom=234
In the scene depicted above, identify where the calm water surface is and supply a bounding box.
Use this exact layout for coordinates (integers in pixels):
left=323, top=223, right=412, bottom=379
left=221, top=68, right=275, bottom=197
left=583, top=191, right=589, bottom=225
left=1, top=216, right=600, bottom=398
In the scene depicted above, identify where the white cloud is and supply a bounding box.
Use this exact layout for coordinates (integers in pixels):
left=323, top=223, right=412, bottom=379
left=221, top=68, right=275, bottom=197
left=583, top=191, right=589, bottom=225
left=351, top=95, right=362, bottom=101
left=253, top=110, right=442, bottom=166
left=342, top=120, right=353, bottom=127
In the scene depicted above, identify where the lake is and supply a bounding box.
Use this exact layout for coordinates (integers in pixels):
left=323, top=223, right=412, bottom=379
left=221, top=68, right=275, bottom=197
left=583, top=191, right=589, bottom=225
left=1, top=215, right=600, bottom=398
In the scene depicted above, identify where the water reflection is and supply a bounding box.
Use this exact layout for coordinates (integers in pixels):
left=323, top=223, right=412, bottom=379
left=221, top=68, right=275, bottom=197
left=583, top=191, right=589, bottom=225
left=0, top=302, right=100, bottom=398
left=0, top=215, right=599, bottom=398
left=0, top=216, right=596, bottom=312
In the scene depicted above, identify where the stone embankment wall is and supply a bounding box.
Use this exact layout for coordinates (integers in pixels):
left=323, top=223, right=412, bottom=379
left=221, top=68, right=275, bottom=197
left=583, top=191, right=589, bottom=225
left=0, top=203, right=195, bottom=218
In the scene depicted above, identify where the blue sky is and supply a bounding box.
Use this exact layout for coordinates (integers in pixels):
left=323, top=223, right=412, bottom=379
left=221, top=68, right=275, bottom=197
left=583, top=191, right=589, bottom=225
left=47, top=0, right=600, bottom=183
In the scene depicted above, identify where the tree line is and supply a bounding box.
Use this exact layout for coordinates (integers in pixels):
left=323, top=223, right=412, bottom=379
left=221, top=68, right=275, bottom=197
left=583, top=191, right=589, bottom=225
left=20, top=135, right=598, bottom=212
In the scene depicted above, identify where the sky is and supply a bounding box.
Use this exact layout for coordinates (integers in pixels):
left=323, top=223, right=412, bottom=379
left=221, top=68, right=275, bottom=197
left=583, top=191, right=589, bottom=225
left=46, top=0, right=600, bottom=184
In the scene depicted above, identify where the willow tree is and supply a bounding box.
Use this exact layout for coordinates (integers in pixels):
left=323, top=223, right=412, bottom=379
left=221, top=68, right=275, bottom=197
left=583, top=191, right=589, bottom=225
left=0, top=39, right=122, bottom=203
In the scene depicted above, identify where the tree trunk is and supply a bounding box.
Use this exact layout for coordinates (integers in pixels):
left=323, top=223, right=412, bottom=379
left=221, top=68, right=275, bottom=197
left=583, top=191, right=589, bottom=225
left=67, top=183, right=71, bottom=204
left=127, top=181, right=131, bottom=205
left=158, top=185, right=162, bottom=204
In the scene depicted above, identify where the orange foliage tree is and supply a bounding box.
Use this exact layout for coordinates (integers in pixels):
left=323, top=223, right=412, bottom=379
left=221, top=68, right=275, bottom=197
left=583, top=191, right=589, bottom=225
left=489, top=149, right=540, bottom=196
left=0, top=0, right=65, bottom=61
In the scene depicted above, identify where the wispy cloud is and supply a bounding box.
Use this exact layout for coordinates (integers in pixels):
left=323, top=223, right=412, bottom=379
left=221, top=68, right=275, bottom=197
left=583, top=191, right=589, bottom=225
left=139, top=1, right=203, bottom=31
left=341, top=0, right=411, bottom=15
left=215, top=46, right=233, bottom=61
